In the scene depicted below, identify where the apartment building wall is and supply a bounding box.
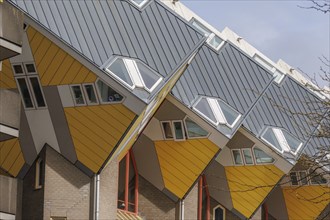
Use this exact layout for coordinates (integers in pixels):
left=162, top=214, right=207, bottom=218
left=210, top=197, right=240, bottom=220
left=0, top=175, right=17, bottom=215
left=183, top=183, right=198, bottom=220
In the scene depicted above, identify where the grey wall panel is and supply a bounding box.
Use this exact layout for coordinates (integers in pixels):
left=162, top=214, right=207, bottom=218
left=226, top=131, right=255, bottom=149
left=154, top=100, right=186, bottom=121
left=9, top=0, right=203, bottom=78
left=43, top=86, right=77, bottom=164
left=267, top=186, right=289, bottom=220
left=19, top=108, right=37, bottom=166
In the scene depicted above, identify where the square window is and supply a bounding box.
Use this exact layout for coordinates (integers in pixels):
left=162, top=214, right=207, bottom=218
left=161, top=121, right=173, bottom=139
left=173, top=121, right=185, bottom=140
left=13, top=64, right=24, bottom=75
left=232, top=149, right=243, bottom=165
left=71, top=85, right=85, bottom=105
left=83, top=84, right=98, bottom=105
left=299, top=171, right=308, bottom=185
left=242, top=149, right=254, bottom=165
left=290, top=172, right=299, bottom=186
left=25, top=63, right=36, bottom=73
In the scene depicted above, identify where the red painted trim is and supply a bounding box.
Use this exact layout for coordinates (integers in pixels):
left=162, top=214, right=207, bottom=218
left=263, top=203, right=268, bottom=220
left=124, top=153, right=130, bottom=211
left=130, top=149, right=139, bottom=214
left=203, top=175, right=210, bottom=220
left=198, top=177, right=203, bottom=220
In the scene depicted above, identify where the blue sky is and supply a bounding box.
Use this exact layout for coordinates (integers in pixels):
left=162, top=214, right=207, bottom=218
left=182, top=0, right=330, bottom=86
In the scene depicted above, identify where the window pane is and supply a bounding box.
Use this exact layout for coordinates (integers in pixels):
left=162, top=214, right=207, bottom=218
left=214, top=207, right=224, bottom=220
left=97, top=80, right=123, bottom=103
left=25, top=63, right=36, bottom=73
left=71, top=86, right=85, bottom=105
left=282, top=130, right=301, bottom=153
left=217, top=100, right=240, bottom=126
left=290, top=172, right=299, bottom=186
left=13, top=64, right=24, bottom=74
left=192, top=20, right=211, bottom=37
left=173, top=121, right=184, bottom=140
left=310, top=170, right=328, bottom=185
left=136, top=61, right=161, bottom=91
left=162, top=122, right=173, bottom=139
left=299, top=171, right=308, bottom=185
left=185, top=117, right=208, bottom=138
left=84, top=84, right=97, bottom=104
left=232, top=150, right=243, bottom=165
left=38, top=160, right=43, bottom=187
left=131, top=0, right=146, bottom=6
left=242, top=149, right=253, bottom=165
left=108, top=58, right=133, bottom=87
left=117, top=158, right=126, bottom=209
left=29, top=77, right=46, bottom=107
left=262, top=129, right=282, bottom=152
left=17, top=78, right=34, bottom=108
left=195, top=98, right=217, bottom=124
left=253, top=147, right=275, bottom=164
left=209, top=35, right=223, bottom=49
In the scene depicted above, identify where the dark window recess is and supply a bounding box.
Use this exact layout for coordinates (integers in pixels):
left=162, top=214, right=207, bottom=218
left=17, top=78, right=34, bottom=108
left=72, top=86, right=85, bottom=105
left=214, top=207, right=224, bottom=220
left=38, top=160, right=44, bottom=187
left=84, top=85, right=98, bottom=104
left=13, top=65, right=24, bottom=74
left=26, top=64, right=36, bottom=73
left=29, top=77, right=46, bottom=107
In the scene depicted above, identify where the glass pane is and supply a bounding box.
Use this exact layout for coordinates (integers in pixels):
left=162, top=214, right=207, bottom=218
left=299, top=171, right=308, bottom=185
left=192, top=20, right=211, bottom=37
left=217, top=100, right=240, bottom=126
left=17, top=78, right=34, bottom=108
left=195, top=98, right=217, bottom=124
left=84, top=84, right=97, bottom=104
left=185, top=117, right=208, bottom=138
left=282, top=130, right=301, bottom=153
left=290, top=172, right=299, bottom=186
left=232, top=150, right=243, bottom=165
left=242, top=149, right=253, bottom=165
left=209, top=35, right=223, bottom=49
left=108, top=58, right=133, bottom=87
left=117, top=158, right=126, bottom=210
left=262, top=129, right=282, bottom=152
left=173, top=121, right=184, bottom=140
left=131, top=0, right=146, bottom=6
left=162, top=122, right=173, bottom=139
left=29, top=77, right=46, bottom=107
left=71, top=86, right=85, bottom=105
left=253, top=147, right=275, bottom=164
left=136, top=61, right=161, bottom=91
left=13, top=64, right=24, bottom=74
left=214, top=207, right=224, bottom=220
left=25, top=63, right=36, bottom=73
left=97, top=80, right=123, bottom=103
left=38, top=160, right=43, bottom=186
left=310, top=170, right=328, bottom=184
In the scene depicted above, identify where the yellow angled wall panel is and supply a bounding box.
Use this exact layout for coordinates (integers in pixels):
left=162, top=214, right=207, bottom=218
left=0, top=59, right=16, bottom=89
left=0, top=138, right=25, bottom=177
left=26, top=26, right=98, bottom=86
left=155, top=139, right=219, bottom=199
left=283, top=186, right=330, bottom=220
left=64, top=105, right=135, bottom=173
left=225, top=165, right=284, bottom=218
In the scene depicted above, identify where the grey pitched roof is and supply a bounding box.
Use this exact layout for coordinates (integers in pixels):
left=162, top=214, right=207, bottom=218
left=9, top=0, right=203, bottom=77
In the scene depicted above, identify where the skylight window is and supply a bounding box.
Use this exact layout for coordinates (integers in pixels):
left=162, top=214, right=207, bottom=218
left=191, top=19, right=223, bottom=50
left=130, top=0, right=148, bottom=7
left=193, top=97, right=241, bottom=128
left=106, top=57, right=162, bottom=93
left=253, top=54, right=284, bottom=83
left=261, top=127, right=303, bottom=155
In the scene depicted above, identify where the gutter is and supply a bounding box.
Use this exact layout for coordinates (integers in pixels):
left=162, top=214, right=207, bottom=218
left=93, top=174, right=100, bottom=220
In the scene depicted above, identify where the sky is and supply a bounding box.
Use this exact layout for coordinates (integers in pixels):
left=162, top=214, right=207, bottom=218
left=182, top=0, right=330, bottom=87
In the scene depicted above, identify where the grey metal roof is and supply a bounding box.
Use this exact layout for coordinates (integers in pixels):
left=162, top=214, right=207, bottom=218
left=9, top=0, right=203, bottom=77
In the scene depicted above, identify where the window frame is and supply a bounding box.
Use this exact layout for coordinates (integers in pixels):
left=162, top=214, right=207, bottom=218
left=70, top=84, right=87, bottom=106
left=231, top=149, right=244, bottom=166
left=241, top=148, right=255, bottom=165
left=12, top=63, right=25, bottom=75
left=213, top=204, right=226, bottom=220
left=23, top=62, right=37, bottom=75
left=160, top=121, right=174, bottom=140
left=27, top=75, right=47, bottom=109
left=35, top=158, right=43, bottom=189
left=172, top=120, right=186, bottom=141
left=15, top=76, right=35, bottom=109
left=193, top=97, right=219, bottom=126
left=95, top=78, right=125, bottom=104
left=183, top=116, right=209, bottom=139
left=82, top=83, right=99, bottom=105
left=252, top=146, right=275, bottom=165
left=129, top=0, right=149, bottom=8
left=289, top=172, right=299, bottom=186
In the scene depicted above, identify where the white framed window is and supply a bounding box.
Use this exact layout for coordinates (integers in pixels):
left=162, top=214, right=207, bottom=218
left=82, top=83, right=99, bottom=105
left=242, top=148, right=254, bottom=165
left=27, top=76, right=46, bottom=108
left=96, top=79, right=124, bottom=104
left=289, top=172, right=299, bottom=186
left=24, top=63, right=37, bottom=75
left=253, top=54, right=284, bottom=84
left=161, top=121, right=174, bottom=140
left=261, top=127, right=302, bottom=155
left=35, top=158, right=43, bottom=189
left=252, top=147, right=275, bottom=164
left=231, top=149, right=243, bottom=165
left=213, top=205, right=226, bottom=220
left=12, top=63, right=24, bottom=75
left=16, top=77, right=35, bottom=109
left=193, top=97, right=241, bottom=128
left=70, top=84, right=86, bottom=106
left=106, top=57, right=162, bottom=93
left=172, top=120, right=185, bottom=141
left=129, top=0, right=149, bottom=8
left=298, top=171, right=308, bottom=185
left=183, top=116, right=209, bottom=139
left=191, top=18, right=224, bottom=50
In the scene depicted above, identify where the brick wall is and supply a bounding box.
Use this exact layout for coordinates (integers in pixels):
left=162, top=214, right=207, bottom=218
left=43, top=146, right=91, bottom=220
left=98, top=157, right=118, bottom=220
left=138, top=176, right=176, bottom=219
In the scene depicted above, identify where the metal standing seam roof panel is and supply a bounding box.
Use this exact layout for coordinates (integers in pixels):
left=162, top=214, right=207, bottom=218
left=9, top=0, right=203, bottom=78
